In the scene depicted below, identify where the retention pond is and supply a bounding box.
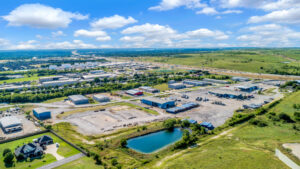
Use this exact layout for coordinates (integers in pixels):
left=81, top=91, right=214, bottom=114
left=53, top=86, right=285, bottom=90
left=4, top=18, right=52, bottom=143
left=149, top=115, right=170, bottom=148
left=127, top=128, right=183, bottom=153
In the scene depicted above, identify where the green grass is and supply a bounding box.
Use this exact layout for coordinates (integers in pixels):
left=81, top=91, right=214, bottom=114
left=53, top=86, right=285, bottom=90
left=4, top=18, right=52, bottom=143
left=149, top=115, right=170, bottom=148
left=153, top=83, right=169, bottom=92
left=42, top=97, right=67, bottom=103
left=0, top=132, right=80, bottom=169
left=0, top=74, right=54, bottom=84
left=54, top=156, right=104, bottom=169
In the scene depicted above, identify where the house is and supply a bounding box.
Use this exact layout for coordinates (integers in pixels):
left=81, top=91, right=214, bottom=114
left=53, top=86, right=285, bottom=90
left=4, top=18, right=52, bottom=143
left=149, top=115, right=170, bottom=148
left=33, top=108, right=51, bottom=120
left=141, top=97, right=175, bottom=109
left=37, top=135, right=53, bottom=146
left=14, top=143, right=43, bottom=158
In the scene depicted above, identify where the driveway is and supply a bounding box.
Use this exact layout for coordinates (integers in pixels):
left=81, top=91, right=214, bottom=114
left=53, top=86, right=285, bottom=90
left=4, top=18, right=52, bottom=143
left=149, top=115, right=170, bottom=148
left=45, top=144, right=64, bottom=160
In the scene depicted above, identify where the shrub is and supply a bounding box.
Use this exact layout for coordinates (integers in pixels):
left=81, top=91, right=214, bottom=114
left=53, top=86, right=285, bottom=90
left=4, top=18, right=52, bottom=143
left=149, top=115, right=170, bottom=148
left=2, top=148, right=11, bottom=157
left=294, top=112, right=300, bottom=121
left=228, top=113, right=255, bottom=126
left=93, top=154, right=102, bottom=165
left=278, top=113, right=294, bottom=123
left=120, top=138, right=127, bottom=148
left=4, top=152, right=14, bottom=164
left=163, top=118, right=177, bottom=131
left=249, top=118, right=268, bottom=127
left=111, top=159, right=118, bottom=166
left=180, top=120, right=190, bottom=128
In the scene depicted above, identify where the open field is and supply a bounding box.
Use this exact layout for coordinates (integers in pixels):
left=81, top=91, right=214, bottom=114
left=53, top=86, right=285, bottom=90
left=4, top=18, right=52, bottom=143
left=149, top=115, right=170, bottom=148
left=0, top=132, right=80, bottom=169
left=151, top=91, right=300, bottom=169
left=0, top=74, right=54, bottom=84
left=54, top=156, right=104, bottom=169
left=132, top=50, right=300, bottom=76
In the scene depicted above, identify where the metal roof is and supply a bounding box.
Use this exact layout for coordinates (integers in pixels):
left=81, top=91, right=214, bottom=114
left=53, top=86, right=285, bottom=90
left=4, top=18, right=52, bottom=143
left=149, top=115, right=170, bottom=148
left=68, top=95, right=88, bottom=101
left=142, top=97, right=174, bottom=105
left=33, top=107, right=50, bottom=114
left=0, top=116, right=22, bottom=128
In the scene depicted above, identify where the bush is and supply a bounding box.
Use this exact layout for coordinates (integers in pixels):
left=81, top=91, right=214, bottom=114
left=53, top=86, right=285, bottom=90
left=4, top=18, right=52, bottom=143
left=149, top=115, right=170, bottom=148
left=228, top=113, right=255, bottom=126
left=111, top=159, right=118, bottom=166
left=294, top=112, right=300, bottom=121
left=2, top=148, right=11, bottom=157
left=93, top=154, right=102, bottom=165
left=249, top=118, right=268, bottom=127
left=180, top=120, right=190, bottom=128
left=278, top=113, right=294, bottom=123
left=163, top=118, right=177, bottom=130
left=4, top=152, right=14, bottom=164
left=120, top=138, right=127, bottom=148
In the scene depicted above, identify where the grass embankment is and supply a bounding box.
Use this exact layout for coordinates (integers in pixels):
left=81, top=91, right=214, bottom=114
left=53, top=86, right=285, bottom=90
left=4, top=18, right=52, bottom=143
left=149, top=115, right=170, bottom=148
left=57, top=102, right=159, bottom=118
left=0, top=132, right=80, bottom=169
left=134, top=50, right=300, bottom=75
left=42, top=97, right=67, bottom=103
left=54, top=156, right=104, bottom=169
left=155, top=91, right=300, bottom=169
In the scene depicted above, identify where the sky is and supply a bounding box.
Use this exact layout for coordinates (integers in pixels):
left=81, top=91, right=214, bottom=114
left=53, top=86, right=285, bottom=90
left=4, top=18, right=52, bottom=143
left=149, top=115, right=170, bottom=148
left=0, top=0, right=300, bottom=50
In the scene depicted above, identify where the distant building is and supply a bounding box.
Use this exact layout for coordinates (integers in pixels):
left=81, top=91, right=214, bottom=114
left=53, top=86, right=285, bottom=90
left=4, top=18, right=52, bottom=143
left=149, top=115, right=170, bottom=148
left=41, top=79, right=79, bottom=87
left=231, top=77, right=250, bottom=82
left=82, top=74, right=115, bottom=80
left=33, top=108, right=51, bottom=120
left=139, top=86, right=160, bottom=93
left=0, top=116, right=22, bottom=133
left=126, top=89, right=143, bottom=96
left=68, top=95, right=89, bottom=105
left=235, top=85, right=259, bottom=92
left=39, top=76, right=63, bottom=83
left=15, top=143, right=43, bottom=158
left=200, top=122, right=214, bottom=130
left=93, top=94, right=110, bottom=102
left=183, top=80, right=211, bottom=86
left=202, top=78, right=230, bottom=84
left=168, top=83, right=186, bottom=89
left=166, top=102, right=199, bottom=114
left=168, top=80, right=176, bottom=84
left=48, top=65, right=58, bottom=70
left=141, top=97, right=176, bottom=109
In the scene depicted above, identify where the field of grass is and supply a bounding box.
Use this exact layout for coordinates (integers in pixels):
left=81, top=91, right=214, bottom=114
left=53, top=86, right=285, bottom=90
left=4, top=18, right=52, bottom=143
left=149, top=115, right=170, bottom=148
left=42, top=97, right=67, bottom=103
left=134, top=50, right=300, bottom=75
left=0, top=74, right=53, bottom=84
left=0, top=132, right=80, bottom=169
left=152, top=91, right=300, bottom=169
left=153, top=83, right=169, bottom=92
left=54, top=156, right=103, bottom=169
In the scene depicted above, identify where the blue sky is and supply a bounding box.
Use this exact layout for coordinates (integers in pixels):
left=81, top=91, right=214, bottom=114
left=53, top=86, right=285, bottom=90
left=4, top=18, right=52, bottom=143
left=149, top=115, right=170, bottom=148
left=0, top=0, right=300, bottom=49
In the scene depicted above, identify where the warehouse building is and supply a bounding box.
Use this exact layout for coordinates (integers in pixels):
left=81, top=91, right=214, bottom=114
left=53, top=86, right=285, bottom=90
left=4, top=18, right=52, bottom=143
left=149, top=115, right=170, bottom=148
left=41, top=79, right=79, bottom=87
left=183, top=80, right=211, bottom=86
left=235, top=85, right=259, bottom=92
left=200, top=122, right=214, bottom=130
left=168, top=83, right=186, bottom=89
left=0, top=116, right=23, bottom=133
left=93, top=94, right=110, bottom=102
left=82, top=74, right=115, bottom=80
left=166, top=102, right=199, bottom=114
left=141, top=97, right=175, bottom=109
left=33, top=108, right=51, bottom=120
left=203, top=78, right=230, bottom=84
left=126, top=89, right=143, bottom=96
left=231, top=76, right=250, bottom=82
left=139, top=86, right=160, bottom=93
left=39, top=76, right=63, bottom=83
left=68, top=95, right=89, bottom=105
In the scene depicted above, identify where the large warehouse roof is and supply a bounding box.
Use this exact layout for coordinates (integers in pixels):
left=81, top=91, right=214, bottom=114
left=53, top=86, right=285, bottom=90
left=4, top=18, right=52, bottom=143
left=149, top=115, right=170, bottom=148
left=0, top=116, right=22, bottom=128
left=33, top=107, right=50, bottom=114
left=69, top=95, right=88, bottom=101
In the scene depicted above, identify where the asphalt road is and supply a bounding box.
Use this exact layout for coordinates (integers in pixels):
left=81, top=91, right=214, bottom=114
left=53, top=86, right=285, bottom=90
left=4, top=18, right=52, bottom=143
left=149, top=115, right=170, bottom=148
left=37, top=153, right=85, bottom=169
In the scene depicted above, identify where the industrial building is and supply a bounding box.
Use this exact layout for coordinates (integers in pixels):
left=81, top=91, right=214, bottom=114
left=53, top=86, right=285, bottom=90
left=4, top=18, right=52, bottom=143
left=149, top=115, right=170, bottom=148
left=90, top=70, right=105, bottom=74
left=0, top=116, right=23, bottom=133
left=141, top=97, right=176, bottom=109
left=33, top=108, right=51, bottom=120
left=126, top=89, right=143, bottom=96
left=168, top=83, right=186, bottom=89
left=166, top=102, right=199, bottom=114
left=203, top=78, right=230, bottom=84
left=200, top=122, right=214, bottom=130
left=231, top=77, right=250, bottom=82
left=41, top=79, right=79, bottom=87
left=68, top=95, right=89, bottom=105
left=235, top=85, right=259, bottom=92
left=208, top=91, right=252, bottom=100
left=82, top=74, right=115, bottom=80
left=93, top=94, right=110, bottom=102
left=139, top=86, right=160, bottom=93
left=183, top=80, right=211, bottom=86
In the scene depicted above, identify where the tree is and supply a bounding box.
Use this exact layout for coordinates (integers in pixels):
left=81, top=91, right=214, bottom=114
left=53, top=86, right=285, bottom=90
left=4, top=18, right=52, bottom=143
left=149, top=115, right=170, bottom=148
left=93, top=154, right=102, bottom=165
left=111, top=159, right=118, bottom=166
left=4, top=152, right=14, bottom=164
left=278, top=113, right=294, bottom=123
left=120, top=138, right=127, bottom=148
left=163, top=119, right=177, bottom=131
left=2, top=148, right=11, bottom=157
left=180, top=120, right=190, bottom=128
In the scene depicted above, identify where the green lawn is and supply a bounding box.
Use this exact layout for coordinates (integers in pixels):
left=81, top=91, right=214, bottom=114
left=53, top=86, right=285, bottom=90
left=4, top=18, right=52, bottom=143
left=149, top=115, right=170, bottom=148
left=153, top=83, right=169, bottom=92
left=42, top=97, right=67, bottom=103
left=54, top=156, right=104, bottom=169
left=0, top=74, right=53, bottom=84
left=0, top=132, right=80, bottom=169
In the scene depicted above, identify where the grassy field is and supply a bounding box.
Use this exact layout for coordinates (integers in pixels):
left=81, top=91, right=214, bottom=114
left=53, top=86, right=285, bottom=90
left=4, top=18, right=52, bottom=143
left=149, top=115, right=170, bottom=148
left=0, top=132, right=80, bottom=169
left=153, top=91, right=300, bottom=169
left=42, top=97, right=67, bottom=103
left=133, top=50, right=300, bottom=75
left=0, top=74, right=54, bottom=84
left=54, top=156, right=103, bottom=169
left=153, top=83, right=169, bottom=92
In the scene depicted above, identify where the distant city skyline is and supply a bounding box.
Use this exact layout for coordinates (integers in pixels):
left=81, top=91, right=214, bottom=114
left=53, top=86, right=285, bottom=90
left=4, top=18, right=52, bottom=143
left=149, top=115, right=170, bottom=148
left=0, top=0, right=300, bottom=49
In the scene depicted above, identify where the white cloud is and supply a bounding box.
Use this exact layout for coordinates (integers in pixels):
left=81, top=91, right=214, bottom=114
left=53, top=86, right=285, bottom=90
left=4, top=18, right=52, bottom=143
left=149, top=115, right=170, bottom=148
left=220, top=0, right=271, bottom=8
left=149, top=0, right=205, bottom=11
left=0, top=38, right=10, bottom=47
left=196, top=7, right=219, bottom=15
left=237, top=24, right=300, bottom=46
left=261, top=0, right=300, bottom=11
left=52, top=31, right=66, bottom=37
left=249, top=8, right=300, bottom=24
left=91, top=15, right=137, bottom=29
left=222, top=10, right=243, bottom=14
left=121, top=23, right=229, bottom=47
left=44, top=40, right=97, bottom=49
left=2, top=3, right=88, bottom=28
left=12, top=40, right=39, bottom=50
left=74, top=29, right=111, bottom=41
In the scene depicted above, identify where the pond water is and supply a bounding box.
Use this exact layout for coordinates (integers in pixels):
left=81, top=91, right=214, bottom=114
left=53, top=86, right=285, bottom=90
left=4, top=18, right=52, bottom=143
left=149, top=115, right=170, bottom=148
left=127, top=128, right=183, bottom=154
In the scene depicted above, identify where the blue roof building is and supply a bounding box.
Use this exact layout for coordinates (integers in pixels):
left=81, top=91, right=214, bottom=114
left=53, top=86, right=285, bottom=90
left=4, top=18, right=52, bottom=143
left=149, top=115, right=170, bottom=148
left=141, top=97, right=175, bottom=109
left=166, top=102, right=199, bottom=114
left=33, top=108, right=51, bottom=120
left=200, top=122, right=214, bottom=130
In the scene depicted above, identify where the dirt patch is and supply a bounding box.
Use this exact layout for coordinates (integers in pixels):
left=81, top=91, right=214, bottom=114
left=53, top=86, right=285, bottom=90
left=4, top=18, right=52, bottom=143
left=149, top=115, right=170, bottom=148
left=73, top=134, right=95, bottom=145
left=45, top=144, right=64, bottom=160
left=110, top=105, right=130, bottom=111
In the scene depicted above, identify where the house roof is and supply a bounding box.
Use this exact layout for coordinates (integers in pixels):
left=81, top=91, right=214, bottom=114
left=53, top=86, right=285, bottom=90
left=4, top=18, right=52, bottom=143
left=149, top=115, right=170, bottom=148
left=38, top=135, right=53, bottom=144
left=15, top=143, right=43, bottom=156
